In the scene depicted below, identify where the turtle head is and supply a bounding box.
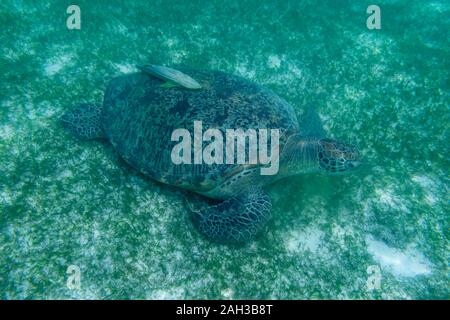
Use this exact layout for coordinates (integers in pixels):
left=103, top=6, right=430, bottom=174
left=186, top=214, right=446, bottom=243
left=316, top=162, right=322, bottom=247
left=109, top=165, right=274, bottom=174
left=279, top=135, right=361, bottom=176
left=317, top=138, right=361, bottom=173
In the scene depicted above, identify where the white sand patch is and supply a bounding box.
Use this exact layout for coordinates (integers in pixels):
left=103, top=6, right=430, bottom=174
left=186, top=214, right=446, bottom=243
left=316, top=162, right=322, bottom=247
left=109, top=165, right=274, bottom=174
left=267, top=55, right=281, bottom=69
left=331, top=223, right=358, bottom=247
left=259, top=60, right=308, bottom=96
left=344, top=85, right=366, bottom=101
left=165, top=38, right=178, bottom=48
left=170, top=50, right=188, bottom=64
left=113, top=23, right=128, bottom=35
left=148, top=287, right=185, bottom=299
left=375, top=187, right=408, bottom=212
left=114, top=63, right=136, bottom=74
left=235, top=63, right=256, bottom=79
left=353, top=32, right=396, bottom=57
left=285, top=226, right=324, bottom=253
left=221, top=288, right=234, bottom=298
left=0, top=190, right=13, bottom=205
left=32, top=101, right=57, bottom=119
left=57, top=169, right=73, bottom=180
left=370, top=63, right=387, bottom=78
left=411, top=175, right=439, bottom=205
left=427, top=1, right=450, bottom=13
left=355, top=33, right=384, bottom=49
left=44, top=53, right=73, bottom=76
left=390, top=72, right=418, bottom=89
left=287, top=64, right=303, bottom=78
left=366, top=236, right=431, bottom=277
left=0, top=124, right=14, bottom=140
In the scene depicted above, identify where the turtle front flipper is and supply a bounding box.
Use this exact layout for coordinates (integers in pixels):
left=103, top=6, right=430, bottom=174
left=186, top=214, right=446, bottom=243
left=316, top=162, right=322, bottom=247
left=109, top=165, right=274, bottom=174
left=189, top=187, right=272, bottom=244
left=137, top=64, right=202, bottom=89
left=61, top=103, right=105, bottom=140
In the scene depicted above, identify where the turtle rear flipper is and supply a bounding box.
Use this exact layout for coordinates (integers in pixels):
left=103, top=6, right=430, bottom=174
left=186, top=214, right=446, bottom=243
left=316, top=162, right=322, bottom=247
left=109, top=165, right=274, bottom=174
left=61, top=103, right=105, bottom=140
left=189, top=187, right=272, bottom=244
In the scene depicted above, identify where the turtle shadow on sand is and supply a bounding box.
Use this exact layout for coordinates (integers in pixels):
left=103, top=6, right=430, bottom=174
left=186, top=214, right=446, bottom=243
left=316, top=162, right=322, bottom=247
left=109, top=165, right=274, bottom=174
left=61, top=64, right=361, bottom=244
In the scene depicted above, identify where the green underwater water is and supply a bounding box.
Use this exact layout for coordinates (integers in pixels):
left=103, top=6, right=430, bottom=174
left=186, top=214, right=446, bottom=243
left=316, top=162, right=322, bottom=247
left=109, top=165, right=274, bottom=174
left=0, top=0, right=449, bottom=299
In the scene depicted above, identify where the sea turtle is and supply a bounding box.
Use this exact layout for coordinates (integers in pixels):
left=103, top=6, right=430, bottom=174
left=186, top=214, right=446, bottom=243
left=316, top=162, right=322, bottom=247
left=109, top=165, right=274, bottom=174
left=61, top=64, right=361, bottom=244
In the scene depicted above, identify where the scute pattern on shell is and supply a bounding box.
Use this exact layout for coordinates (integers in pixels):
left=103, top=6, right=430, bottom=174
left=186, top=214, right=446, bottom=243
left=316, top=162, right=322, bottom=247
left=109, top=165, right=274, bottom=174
left=101, top=67, right=299, bottom=192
